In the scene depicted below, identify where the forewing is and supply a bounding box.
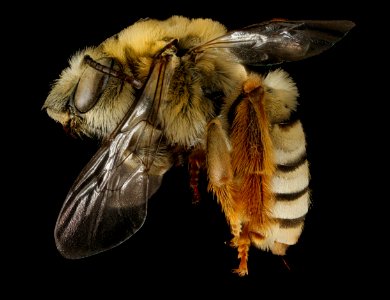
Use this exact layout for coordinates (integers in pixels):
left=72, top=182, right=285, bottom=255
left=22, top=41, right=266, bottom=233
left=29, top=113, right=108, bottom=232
left=195, top=19, right=355, bottom=65
left=55, top=57, right=175, bottom=259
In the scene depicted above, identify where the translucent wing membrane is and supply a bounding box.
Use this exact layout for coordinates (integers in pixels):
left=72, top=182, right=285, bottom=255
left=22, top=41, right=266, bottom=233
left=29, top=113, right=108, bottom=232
left=55, top=57, right=175, bottom=259
left=193, top=19, right=355, bottom=65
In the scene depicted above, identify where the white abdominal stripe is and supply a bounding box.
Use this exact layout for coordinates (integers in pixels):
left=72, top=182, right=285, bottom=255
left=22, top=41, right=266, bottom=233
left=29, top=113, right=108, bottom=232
left=270, top=120, right=310, bottom=228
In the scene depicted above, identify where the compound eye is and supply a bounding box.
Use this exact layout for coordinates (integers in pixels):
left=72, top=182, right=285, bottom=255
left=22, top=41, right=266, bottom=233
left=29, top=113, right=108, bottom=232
left=74, top=57, right=116, bottom=113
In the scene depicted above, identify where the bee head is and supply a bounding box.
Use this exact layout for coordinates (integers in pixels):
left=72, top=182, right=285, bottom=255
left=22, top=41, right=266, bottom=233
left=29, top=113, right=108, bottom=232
left=43, top=48, right=140, bottom=139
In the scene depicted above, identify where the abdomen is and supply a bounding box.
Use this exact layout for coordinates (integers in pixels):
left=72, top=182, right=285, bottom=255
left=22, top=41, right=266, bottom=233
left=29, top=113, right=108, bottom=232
left=268, top=119, right=310, bottom=255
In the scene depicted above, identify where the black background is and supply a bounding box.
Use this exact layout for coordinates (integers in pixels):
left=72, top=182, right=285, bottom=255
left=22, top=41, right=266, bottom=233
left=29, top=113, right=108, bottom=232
left=7, top=1, right=380, bottom=296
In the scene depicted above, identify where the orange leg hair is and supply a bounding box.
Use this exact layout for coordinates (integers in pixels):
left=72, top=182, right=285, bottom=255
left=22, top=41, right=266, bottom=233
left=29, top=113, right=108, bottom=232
left=207, top=74, right=275, bottom=276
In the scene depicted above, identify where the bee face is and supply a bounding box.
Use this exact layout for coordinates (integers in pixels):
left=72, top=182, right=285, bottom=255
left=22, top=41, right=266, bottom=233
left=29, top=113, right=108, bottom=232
left=43, top=47, right=138, bottom=138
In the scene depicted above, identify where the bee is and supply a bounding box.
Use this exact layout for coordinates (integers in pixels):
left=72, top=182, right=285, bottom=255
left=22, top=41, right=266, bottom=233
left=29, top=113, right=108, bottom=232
left=43, top=15, right=355, bottom=275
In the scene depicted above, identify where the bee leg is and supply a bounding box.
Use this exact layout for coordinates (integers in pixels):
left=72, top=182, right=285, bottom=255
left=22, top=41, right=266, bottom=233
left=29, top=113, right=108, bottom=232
left=233, top=223, right=250, bottom=276
left=229, top=74, right=276, bottom=274
left=188, top=149, right=206, bottom=204
left=206, top=117, right=240, bottom=238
